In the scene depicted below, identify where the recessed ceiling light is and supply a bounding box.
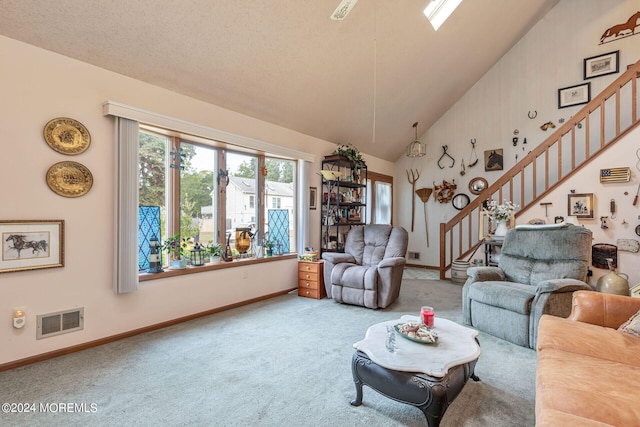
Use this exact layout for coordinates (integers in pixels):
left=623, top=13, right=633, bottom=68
left=424, top=0, right=463, bottom=30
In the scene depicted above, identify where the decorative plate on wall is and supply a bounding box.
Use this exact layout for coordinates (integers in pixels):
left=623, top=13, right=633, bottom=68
left=43, top=117, right=91, bottom=155
left=46, top=161, right=93, bottom=198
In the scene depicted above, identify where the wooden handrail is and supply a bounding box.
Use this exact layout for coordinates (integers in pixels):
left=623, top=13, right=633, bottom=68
left=439, top=60, right=640, bottom=279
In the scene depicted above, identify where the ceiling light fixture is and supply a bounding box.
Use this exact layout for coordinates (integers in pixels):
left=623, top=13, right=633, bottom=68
left=406, top=122, right=426, bottom=157
left=423, top=0, right=463, bottom=30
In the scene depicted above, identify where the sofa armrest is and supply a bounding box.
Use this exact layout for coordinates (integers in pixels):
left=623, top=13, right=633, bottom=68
left=377, top=257, right=406, bottom=269
left=321, top=253, right=355, bottom=264
left=536, top=278, right=592, bottom=294
left=568, top=290, right=640, bottom=328
left=466, top=266, right=505, bottom=282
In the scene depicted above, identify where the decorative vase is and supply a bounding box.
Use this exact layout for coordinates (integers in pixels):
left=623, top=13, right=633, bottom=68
left=494, top=220, right=509, bottom=236
left=596, top=258, right=630, bottom=296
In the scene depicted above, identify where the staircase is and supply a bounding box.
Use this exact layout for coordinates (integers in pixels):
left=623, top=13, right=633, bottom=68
left=439, top=60, right=640, bottom=280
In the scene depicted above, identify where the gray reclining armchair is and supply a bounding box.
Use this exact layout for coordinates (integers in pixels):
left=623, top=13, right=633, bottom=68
left=462, top=224, right=592, bottom=349
left=322, top=225, right=408, bottom=309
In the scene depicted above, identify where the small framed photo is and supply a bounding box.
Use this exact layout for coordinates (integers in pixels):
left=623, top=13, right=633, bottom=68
left=567, top=193, right=594, bottom=219
left=484, top=149, right=503, bottom=171
left=558, top=82, right=591, bottom=109
left=309, top=187, right=317, bottom=210
left=584, top=51, right=619, bottom=80
left=1, top=220, right=64, bottom=273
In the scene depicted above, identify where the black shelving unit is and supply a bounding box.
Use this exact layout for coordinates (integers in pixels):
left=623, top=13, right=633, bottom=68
left=320, top=155, right=367, bottom=254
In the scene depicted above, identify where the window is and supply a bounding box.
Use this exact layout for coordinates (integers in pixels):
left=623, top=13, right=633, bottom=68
left=423, top=0, right=463, bottom=30
left=366, top=172, right=394, bottom=225
left=180, top=142, right=218, bottom=245
left=137, top=127, right=297, bottom=272
left=264, top=157, right=295, bottom=253
left=226, top=151, right=258, bottom=242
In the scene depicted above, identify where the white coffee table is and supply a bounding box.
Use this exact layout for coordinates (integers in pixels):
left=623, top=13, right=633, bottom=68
left=351, top=315, right=481, bottom=426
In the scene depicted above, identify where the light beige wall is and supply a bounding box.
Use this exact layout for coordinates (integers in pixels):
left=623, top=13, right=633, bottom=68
left=0, top=35, right=393, bottom=365
left=395, top=0, right=640, bottom=276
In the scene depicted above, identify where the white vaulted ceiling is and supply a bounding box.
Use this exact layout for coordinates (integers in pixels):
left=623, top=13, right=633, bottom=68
left=0, top=0, right=558, bottom=161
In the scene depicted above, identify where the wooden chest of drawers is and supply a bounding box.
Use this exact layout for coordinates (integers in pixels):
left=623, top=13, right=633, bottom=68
left=298, top=260, right=326, bottom=299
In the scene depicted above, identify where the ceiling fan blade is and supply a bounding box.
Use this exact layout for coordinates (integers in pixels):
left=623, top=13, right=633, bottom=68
left=330, top=0, right=358, bottom=21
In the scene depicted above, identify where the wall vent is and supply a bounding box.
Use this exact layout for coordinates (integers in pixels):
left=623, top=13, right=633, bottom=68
left=36, top=307, right=84, bottom=340
left=408, top=251, right=421, bottom=260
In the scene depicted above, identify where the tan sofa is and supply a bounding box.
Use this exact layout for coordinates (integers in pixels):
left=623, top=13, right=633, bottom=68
left=536, top=291, right=640, bottom=426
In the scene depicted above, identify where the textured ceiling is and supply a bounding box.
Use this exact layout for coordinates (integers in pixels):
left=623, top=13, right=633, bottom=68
left=0, top=0, right=558, bottom=161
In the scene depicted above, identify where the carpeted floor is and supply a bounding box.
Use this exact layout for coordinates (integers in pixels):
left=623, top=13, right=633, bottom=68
left=0, top=273, right=536, bottom=426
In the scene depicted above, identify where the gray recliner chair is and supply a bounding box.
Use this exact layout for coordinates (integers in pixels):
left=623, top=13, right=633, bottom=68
left=462, top=224, right=592, bottom=349
left=322, top=225, right=408, bottom=309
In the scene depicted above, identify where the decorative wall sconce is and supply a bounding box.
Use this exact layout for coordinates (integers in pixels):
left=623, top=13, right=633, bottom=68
left=217, top=169, right=229, bottom=187
left=406, top=122, right=426, bottom=157
left=170, top=147, right=185, bottom=170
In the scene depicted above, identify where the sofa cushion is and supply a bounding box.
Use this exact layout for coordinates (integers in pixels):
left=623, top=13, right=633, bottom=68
left=618, top=309, right=640, bottom=338
left=536, top=348, right=640, bottom=426
left=467, top=281, right=536, bottom=314
left=537, top=315, right=640, bottom=368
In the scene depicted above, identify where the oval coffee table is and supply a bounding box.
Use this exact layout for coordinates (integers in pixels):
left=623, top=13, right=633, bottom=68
left=351, top=315, right=481, bottom=426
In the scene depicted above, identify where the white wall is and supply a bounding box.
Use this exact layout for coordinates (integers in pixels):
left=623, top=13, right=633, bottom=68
left=0, top=35, right=394, bottom=365
left=395, top=0, right=640, bottom=281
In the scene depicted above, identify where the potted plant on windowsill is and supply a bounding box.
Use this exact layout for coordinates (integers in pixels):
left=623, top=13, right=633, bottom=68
left=162, top=234, right=189, bottom=269
left=206, top=242, right=221, bottom=264
left=264, top=240, right=275, bottom=257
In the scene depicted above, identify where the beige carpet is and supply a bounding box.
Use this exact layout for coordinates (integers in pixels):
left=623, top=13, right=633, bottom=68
left=0, top=277, right=536, bottom=426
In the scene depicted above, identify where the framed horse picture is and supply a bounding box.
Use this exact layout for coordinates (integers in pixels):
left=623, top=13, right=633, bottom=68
left=0, top=220, right=64, bottom=273
left=484, top=149, right=503, bottom=171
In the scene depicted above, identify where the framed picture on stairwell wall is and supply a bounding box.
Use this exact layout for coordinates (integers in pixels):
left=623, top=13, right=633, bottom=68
left=584, top=51, right=619, bottom=80
left=567, top=193, right=594, bottom=219
left=558, top=82, right=591, bottom=109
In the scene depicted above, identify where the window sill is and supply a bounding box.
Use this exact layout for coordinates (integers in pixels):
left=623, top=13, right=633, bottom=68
left=139, top=253, right=297, bottom=282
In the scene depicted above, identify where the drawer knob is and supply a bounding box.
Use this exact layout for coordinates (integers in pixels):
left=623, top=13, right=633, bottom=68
left=305, top=282, right=311, bottom=287
left=305, top=291, right=310, bottom=295
left=305, top=266, right=310, bottom=270
left=305, top=274, right=310, bottom=278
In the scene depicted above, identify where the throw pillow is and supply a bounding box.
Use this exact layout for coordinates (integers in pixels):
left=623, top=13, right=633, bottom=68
left=618, top=309, right=640, bottom=338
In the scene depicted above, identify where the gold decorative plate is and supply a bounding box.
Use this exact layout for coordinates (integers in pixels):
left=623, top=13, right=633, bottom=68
left=43, top=117, right=91, bottom=155
left=46, top=161, right=93, bottom=198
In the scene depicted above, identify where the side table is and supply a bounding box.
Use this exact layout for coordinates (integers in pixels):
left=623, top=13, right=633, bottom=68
left=297, top=260, right=325, bottom=299
left=484, top=239, right=503, bottom=266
